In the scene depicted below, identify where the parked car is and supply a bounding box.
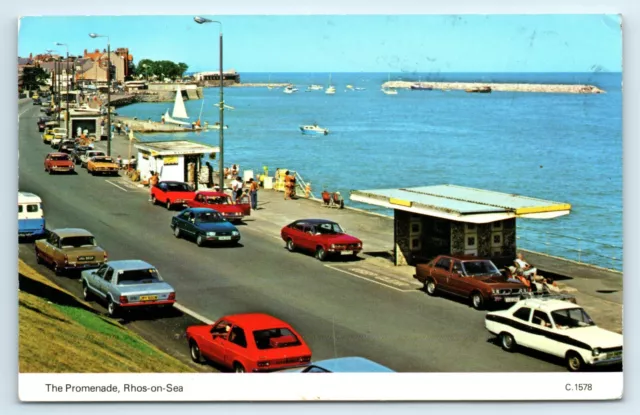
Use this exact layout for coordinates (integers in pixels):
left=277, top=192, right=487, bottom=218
left=44, top=152, right=75, bottom=174
left=87, top=155, right=119, bottom=176
left=186, top=313, right=312, bottom=372
left=151, top=181, right=197, bottom=210
left=485, top=298, right=623, bottom=372
left=81, top=260, right=176, bottom=317
left=33, top=98, right=42, bottom=105
left=70, top=145, right=93, bottom=165
left=80, top=150, right=106, bottom=168
left=171, top=208, right=241, bottom=247
left=278, top=357, right=395, bottom=373
left=414, top=255, right=528, bottom=310
left=50, top=128, right=68, bottom=149
left=37, top=117, right=51, bottom=132
left=280, top=219, right=363, bottom=261
left=186, top=191, right=250, bottom=223
left=42, top=128, right=55, bottom=144
left=35, top=228, right=108, bottom=275
left=18, top=191, right=46, bottom=239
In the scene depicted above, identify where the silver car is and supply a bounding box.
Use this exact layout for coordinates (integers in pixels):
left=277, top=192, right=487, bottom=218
left=81, top=259, right=176, bottom=317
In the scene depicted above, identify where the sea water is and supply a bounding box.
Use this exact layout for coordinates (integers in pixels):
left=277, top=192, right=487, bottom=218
left=116, top=72, right=622, bottom=270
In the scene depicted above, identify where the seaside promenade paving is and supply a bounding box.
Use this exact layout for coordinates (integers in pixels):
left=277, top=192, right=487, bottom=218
left=97, top=134, right=623, bottom=334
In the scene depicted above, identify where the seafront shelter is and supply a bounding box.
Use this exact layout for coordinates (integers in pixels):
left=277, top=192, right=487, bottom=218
left=350, top=185, right=571, bottom=267
left=134, top=140, right=220, bottom=188
left=67, top=112, right=100, bottom=138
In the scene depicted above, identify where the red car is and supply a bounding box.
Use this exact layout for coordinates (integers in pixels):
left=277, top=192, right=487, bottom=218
left=151, top=181, right=196, bottom=210
left=44, top=152, right=75, bottom=174
left=186, top=191, right=251, bottom=223
left=186, top=313, right=312, bottom=373
left=281, top=219, right=363, bottom=261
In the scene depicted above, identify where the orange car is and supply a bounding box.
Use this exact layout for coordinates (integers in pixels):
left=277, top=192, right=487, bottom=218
left=87, top=155, right=119, bottom=176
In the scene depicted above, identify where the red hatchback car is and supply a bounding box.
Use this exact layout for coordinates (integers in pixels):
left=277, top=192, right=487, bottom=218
left=44, top=152, right=75, bottom=174
left=186, top=313, right=312, bottom=373
left=281, top=219, right=363, bottom=261
left=151, top=181, right=197, bottom=210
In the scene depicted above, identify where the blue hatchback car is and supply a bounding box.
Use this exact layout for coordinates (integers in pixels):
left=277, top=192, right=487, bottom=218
left=170, top=207, right=241, bottom=247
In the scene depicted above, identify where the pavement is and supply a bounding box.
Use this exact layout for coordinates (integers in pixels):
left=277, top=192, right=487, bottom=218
left=18, top=100, right=621, bottom=373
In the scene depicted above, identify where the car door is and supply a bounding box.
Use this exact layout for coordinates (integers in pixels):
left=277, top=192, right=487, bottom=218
left=44, top=232, right=60, bottom=264
left=509, top=306, right=534, bottom=348
left=432, top=257, right=453, bottom=293
left=288, top=223, right=306, bottom=250
left=101, top=267, right=116, bottom=300
left=449, top=260, right=475, bottom=297
left=154, top=183, right=168, bottom=203
left=529, top=310, right=560, bottom=356
left=223, top=325, right=250, bottom=368
left=179, top=211, right=198, bottom=238
left=201, top=320, right=231, bottom=366
left=88, top=264, right=109, bottom=298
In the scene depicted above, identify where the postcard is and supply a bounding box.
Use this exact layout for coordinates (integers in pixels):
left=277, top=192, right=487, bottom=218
left=16, top=13, right=623, bottom=402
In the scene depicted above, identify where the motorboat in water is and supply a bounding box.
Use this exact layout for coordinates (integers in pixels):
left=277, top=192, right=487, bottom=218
left=381, top=88, right=398, bottom=95
left=300, top=124, right=329, bottom=136
left=307, top=84, right=324, bottom=91
left=410, top=83, right=433, bottom=90
left=284, top=85, right=298, bottom=94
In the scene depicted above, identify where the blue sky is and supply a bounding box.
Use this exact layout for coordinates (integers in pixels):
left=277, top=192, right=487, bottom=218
left=18, top=14, right=622, bottom=73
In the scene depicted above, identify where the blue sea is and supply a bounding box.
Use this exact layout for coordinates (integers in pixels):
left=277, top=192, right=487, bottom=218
left=116, top=72, right=623, bottom=271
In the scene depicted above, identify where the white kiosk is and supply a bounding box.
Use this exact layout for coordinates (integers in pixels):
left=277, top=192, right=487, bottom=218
left=135, top=140, right=220, bottom=187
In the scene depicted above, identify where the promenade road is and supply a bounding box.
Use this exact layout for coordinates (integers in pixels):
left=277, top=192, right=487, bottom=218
left=18, top=100, right=570, bottom=372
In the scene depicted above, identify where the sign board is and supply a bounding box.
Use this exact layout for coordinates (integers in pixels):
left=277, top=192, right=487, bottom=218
left=164, top=156, right=179, bottom=166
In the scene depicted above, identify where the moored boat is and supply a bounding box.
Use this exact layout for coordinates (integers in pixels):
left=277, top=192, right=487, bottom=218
left=284, top=85, right=298, bottom=94
left=466, top=86, right=492, bottom=93
left=410, top=83, right=433, bottom=90
left=300, top=124, right=329, bottom=135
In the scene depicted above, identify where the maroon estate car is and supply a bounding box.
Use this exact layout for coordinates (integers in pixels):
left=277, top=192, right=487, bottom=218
left=280, top=219, right=363, bottom=261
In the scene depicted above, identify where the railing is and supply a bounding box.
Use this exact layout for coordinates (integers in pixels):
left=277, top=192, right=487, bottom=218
left=293, top=171, right=316, bottom=199
left=516, top=225, right=622, bottom=272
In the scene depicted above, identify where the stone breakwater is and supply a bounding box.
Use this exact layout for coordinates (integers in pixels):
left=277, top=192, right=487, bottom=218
left=382, top=81, right=606, bottom=94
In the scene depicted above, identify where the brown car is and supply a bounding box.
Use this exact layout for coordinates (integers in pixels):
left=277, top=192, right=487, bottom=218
left=35, top=228, right=108, bottom=275
left=414, top=255, right=527, bottom=310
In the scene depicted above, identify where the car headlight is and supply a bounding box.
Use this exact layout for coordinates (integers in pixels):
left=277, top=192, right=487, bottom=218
left=592, top=348, right=601, bottom=357
left=331, top=244, right=336, bottom=248
left=492, top=289, right=500, bottom=294
left=207, top=232, right=217, bottom=237
left=232, top=231, right=239, bottom=236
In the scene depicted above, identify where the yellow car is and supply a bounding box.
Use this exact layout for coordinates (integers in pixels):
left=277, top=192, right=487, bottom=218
left=87, top=155, right=120, bottom=176
left=42, top=129, right=55, bottom=144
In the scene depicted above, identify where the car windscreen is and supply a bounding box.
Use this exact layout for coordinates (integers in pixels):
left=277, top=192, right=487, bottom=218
left=461, top=260, right=500, bottom=276
left=551, top=308, right=596, bottom=329
left=117, top=268, right=163, bottom=284
left=60, top=236, right=96, bottom=248
left=166, top=183, right=192, bottom=192
left=253, top=328, right=302, bottom=350
left=197, top=211, right=225, bottom=223
left=50, top=155, right=70, bottom=161
left=314, top=222, right=344, bottom=235
left=93, top=157, right=113, bottom=163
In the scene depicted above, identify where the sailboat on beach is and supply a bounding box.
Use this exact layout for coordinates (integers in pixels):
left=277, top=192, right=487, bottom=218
left=164, top=86, right=192, bottom=126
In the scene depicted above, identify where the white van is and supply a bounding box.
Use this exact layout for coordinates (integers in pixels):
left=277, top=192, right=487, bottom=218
left=18, top=192, right=46, bottom=239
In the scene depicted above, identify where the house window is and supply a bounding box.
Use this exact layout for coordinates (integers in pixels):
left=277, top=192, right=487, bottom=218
left=467, top=237, right=476, bottom=246
left=492, top=221, right=502, bottom=229
left=493, top=234, right=501, bottom=244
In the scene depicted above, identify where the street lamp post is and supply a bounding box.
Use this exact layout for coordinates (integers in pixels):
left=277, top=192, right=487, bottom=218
left=56, top=43, right=70, bottom=137
left=89, top=33, right=111, bottom=156
left=194, top=16, right=225, bottom=190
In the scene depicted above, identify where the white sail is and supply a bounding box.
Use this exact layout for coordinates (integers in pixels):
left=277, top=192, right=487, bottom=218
left=164, top=109, right=191, bottom=126
left=172, top=86, right=189, bottom=119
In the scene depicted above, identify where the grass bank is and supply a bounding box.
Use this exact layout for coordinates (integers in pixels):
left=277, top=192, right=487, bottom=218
left=18, top=259, right=196, bottom=373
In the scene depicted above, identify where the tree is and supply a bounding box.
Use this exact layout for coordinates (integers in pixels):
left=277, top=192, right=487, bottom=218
left=135, top=59, right=189, bottom=81
left=21, top=66, right=49, bottom=91
left=177, top=63, right=189, bottom=78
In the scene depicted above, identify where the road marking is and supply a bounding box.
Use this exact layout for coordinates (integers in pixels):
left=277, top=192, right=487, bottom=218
left=105, top=180, right=128, bottom=192
left=324, top=265, right=418, bottom=293
left=174, top=302, right=214, bottom=324
left=19, top=106, right=34, bottom=118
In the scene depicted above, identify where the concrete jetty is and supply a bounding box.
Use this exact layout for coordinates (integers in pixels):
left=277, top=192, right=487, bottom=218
left=114, top=116, right=198, bottom=133
left=383, top=81, right=606, bottom=94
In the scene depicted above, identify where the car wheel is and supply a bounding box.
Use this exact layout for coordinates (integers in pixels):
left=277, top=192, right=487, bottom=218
left=107, top=297, right=118, bottom=317
left=173, top=226, right=181, bottom=238
left=151, top=195, right=157, bottom=205
left=425, top=279, right=437, bottom=296
left=566, top=351, right=585, bottom=372
left=189, top=341, right=204, bottom=363
left=196, top=235, right=205, bottom=247
left=234, top=362, right=246, bottom=373
left=500, top=332, right=516, bottom=352
left=471, top=292, right=485, bottom=310
left=82, top=283, right=92, bottom=301
left=48, top=169, right=53, bottom=175
left=166, top=200, right=172, bottom=210
left=315, top=247, right=327, bottom=261
left=286, top=239, right=295, bottom=252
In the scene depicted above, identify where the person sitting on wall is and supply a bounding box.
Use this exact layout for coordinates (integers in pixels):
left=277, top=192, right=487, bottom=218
left=515, top=252, right=539, bottom=280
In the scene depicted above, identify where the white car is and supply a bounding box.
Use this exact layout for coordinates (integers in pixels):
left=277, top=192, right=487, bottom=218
left=50, top=128, right=68, bottom=148
left=485, top=298, right=622, bottom=372
left=80, top=150, right=106, bottom=168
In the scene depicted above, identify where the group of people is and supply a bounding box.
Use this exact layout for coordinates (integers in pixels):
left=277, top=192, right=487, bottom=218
left=282, top=170, right=296, bottom=200
left=509, top=252, right=560, bottom=293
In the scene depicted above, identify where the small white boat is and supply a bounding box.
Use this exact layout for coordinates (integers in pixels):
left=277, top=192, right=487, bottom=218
left=284, top=85, right=298, bottom=94
left=300, top=124, right=329, bottom=136
left=325, top=74, right=336, bottom=95
left=381, top=88, right=398, bottom=95
left=207, top=122, right=229, bottom=130
left=307, top=84, right=324, bottom=91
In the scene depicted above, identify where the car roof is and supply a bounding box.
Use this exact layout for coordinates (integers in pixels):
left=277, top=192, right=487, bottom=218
left=437, top=254, right=492, bottom=261
left=223, top=313, right=293, bottom=331
left=310, top=357, right=395, bottom=373
left=18, top=192, right=42, bottom=203
left=292, top=219, right=338, bottom=225
left=160, top=181, right=191, bottom=186
left=48, top=152, right=70, bottom=157
left=105, top=259, right=154, bottom=271
left=51, top=228, right=94, bottom=238
left=514, top=298, right=581, bottom=313
left=184, top=207, right=221, bottom=214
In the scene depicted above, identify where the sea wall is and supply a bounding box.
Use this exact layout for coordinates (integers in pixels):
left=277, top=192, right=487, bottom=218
left=382, top=81, right=606, bottom=94
left=114, top=116, right=195, bottom=133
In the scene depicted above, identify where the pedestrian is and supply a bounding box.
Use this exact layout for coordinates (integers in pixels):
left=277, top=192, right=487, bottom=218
left=116, top=155, right=122, bottom=169
left=148, top=171, right=159, bottom=201
left=205, top=161, right=214, bottom=188
left=230, top=176, right=240, bottom=203
left=248, top=178, right=259, bottom=210
left=76, top=126, right=82, bottom=138
left=284, top=170, right=294, bottom=200
left=100, top=125, right=105, bottom=138
left=235, top=176, right=244, bottom=202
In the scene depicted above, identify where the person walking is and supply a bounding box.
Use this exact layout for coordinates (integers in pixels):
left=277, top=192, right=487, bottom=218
left=205, top=161, right=214, bottom=188
left=148, top=171, right=159, bottom=202
left=231, top=176, right=241, bottom=204
left=248, top=178, right=259, bottom=210
left=234, top=176, right=244, bottom=202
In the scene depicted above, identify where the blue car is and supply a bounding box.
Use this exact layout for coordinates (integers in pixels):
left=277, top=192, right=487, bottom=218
left=278, top=357, right=395, bottom=373
left=170, top=207, right=241, bottom=247
left=18, top=192, right=46, bottom=239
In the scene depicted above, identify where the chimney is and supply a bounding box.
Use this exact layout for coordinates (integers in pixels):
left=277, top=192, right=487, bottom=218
left=84, top=48, right=87, bottom=55
left=29, top=53, right=32, bottom=58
